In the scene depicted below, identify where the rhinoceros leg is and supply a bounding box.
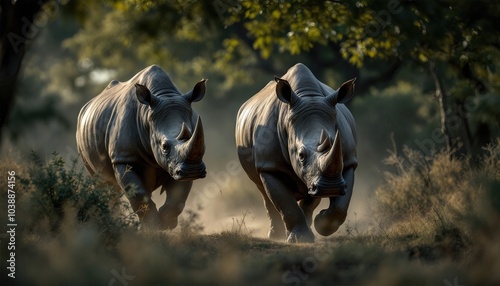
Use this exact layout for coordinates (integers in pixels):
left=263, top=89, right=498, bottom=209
left=113, top=164, right=160, bottom=228
left=158, top=180, right=192, bottom=230
left=259, top=172, right=315, bottom=243
left=314, top=167, right=355, bottom=235
left=259, top=187, right=286, bottom=240
left=299, top=196, right=321, bottom=227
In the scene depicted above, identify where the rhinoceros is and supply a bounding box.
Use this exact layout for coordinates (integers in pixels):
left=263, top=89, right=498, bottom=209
left=235, top=63, right=357, bottom=243
left=77, top=65, right=207, bottom=229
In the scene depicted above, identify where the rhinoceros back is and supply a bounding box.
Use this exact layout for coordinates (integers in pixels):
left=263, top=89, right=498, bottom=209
left=77, top=65, right=178, bottom=181
left=236, top=81, right=289, bottom=184
left=77, top=82, right=138, bottom=179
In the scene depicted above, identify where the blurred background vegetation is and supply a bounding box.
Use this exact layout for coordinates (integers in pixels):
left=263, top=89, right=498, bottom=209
left=1, top=0, right=500, bottom=284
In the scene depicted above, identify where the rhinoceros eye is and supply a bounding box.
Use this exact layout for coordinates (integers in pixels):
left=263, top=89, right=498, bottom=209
left=161, top=141, right=171, bottom=155
left=298, top=150, right=306, bottom=164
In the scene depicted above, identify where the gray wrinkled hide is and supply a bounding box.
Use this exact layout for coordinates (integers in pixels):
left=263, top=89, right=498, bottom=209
left=77, top=65, right=206, bottom=229
left=236, top=63, right=357, bottom=243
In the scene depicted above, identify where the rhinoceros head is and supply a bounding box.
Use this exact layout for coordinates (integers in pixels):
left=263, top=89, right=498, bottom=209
left=275, top=77, right=355, bottom=197
left=135, top=80, right=207, bottom=181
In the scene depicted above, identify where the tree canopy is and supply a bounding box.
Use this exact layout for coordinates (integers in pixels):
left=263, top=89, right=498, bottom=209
left=1, top=0, right=499, bottom=155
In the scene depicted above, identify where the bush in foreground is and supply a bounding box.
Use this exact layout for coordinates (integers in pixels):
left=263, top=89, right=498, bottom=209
left=20, top=153, right=137, bottom=242
left=375, top=140, right=500, bottom=267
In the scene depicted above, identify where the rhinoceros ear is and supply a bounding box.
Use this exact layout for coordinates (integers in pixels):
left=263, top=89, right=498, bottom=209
left=327, top=78, right=356, bottom=105
left=275, top=77, right=299, bottom=106
left=135, top=83, right=157, bottom=106
left=185, top=79, right=207, bottom=103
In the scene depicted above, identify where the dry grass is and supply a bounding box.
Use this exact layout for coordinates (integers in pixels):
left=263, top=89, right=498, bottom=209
left=376, top=140, right=500, bottom=247
left=1, top=141, right=499, bottom=285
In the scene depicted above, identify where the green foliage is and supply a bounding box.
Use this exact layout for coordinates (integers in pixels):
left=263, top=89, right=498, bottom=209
left=18, top=153, right=138, bottom=242
left=221, top=0, right=499, bottom=69
left=235, top=1, right=344, bottom=58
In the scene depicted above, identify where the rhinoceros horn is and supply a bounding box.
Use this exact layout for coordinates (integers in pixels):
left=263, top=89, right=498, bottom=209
left=317, top=129, right=331, bottom=153
left=183, top=116, right=205, bottom=162
left=319, top=130, right=343, bottom=176
left=176, top=122, right=191, bottom=141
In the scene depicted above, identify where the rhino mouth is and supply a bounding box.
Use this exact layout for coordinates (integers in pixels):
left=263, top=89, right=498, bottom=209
left=308, top=175, right=347, bottom=197
left=171, top=162, right=206, bottom=181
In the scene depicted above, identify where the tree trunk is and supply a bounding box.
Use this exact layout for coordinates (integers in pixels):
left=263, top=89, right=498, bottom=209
left=0, top=0, right=48, bottom=148
left=455, top=97, right=473, bottom=154
left=429, top=62, right=453, bottom=151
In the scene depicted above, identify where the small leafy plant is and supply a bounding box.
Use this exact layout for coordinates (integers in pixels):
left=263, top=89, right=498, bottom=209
left=18, top=152, right=137, bottom=243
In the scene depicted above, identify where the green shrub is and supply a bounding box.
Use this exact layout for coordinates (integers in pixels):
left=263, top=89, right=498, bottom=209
left=18, top=152, right=138, bottom=243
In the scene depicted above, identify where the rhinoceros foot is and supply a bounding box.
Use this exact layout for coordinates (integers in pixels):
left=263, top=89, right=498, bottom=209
left=159, top=204, right=184, bottom=230
left=141, top=207, right=161, bottom=229
left=268, top=227, right=286, bottom=241
left=287, top=227, right=315, bottom=243
left=160, top=218, right=178, bottom=230
left=314, top=209, right=345, bottom=236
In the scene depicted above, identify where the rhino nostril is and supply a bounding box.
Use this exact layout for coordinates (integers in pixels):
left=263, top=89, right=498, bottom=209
left=175, top=169, right=184, bottom=177
left=309, top=183, right=318, bottom=195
